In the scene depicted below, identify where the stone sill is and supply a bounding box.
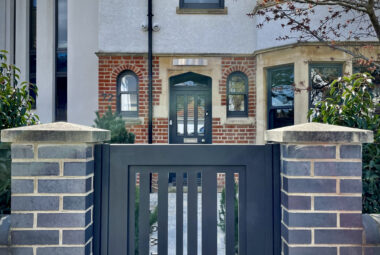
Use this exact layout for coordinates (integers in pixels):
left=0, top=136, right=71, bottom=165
left=176, top=7, right=228, bottom=15
left=123, top=118, right=143, bottom=125
left=225, top=118, right=254, bottom=125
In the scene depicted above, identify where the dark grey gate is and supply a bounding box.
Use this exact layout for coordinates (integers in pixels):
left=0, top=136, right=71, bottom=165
left=94, top=144, right=280, bottom=255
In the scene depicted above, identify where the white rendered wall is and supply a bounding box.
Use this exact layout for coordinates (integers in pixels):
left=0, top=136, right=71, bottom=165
left=99, top=0, right=257, bottom=54
left=67, top=0, right=99, bottom=125
left=256, top=5, right=379, bottom=51
left=0, top=0, right=14, bottom=64
left=36, top=0, right=55, bottom=123
left=15, top=0, right=29, bottom=83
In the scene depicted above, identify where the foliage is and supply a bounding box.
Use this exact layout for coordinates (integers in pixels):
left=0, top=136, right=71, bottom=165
left=94, top=106, right=135, bottom=144
left=308, top=73, right=380, bottom=213
left=218, top=183, right=239, bottom=253
left=252, top=0, right=380, bottom=67
left=0, top=50, right=39, bottom=130
left=134, top=187, right=158, bottom=255
left=0, top=50, right=39, bottom=215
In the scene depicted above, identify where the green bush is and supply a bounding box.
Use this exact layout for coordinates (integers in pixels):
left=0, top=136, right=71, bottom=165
left=0, top=50, right=39, bottom=214
left=94, top=106, right=135, bottom=143
left=308, top=73, right=380, bottom=213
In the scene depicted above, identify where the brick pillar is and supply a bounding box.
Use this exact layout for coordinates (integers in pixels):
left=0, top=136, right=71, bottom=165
left=1, top=122, right=110, bottom=255
left=265, top=123, right=374, bottom=255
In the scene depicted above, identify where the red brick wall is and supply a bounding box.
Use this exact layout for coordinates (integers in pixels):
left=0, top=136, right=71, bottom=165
left=214, top=56, right=256, bottom=144
left=98, top=55, right=163, bottom=143
left=98, top=55, right=256, bottom=144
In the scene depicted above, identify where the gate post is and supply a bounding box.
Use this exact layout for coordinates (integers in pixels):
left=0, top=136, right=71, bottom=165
left=266, top=123, right=373, bottom=255
left=1, top=122, right=110, bottom=255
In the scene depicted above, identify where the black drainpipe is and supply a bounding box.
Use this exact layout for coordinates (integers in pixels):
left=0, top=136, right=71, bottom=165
left=148, top=0, right=153, bottom=144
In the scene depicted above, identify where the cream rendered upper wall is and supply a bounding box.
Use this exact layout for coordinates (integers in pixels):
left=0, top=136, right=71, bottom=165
left=99, top=0, right=257, bottom=54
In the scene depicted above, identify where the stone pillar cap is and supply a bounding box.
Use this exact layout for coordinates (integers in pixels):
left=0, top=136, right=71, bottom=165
left=1, top=122, right=111, bottom=143
left=265, top=122, right=374, bottom=144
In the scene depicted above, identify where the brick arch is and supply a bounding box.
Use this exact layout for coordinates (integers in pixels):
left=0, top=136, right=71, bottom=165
left=221, top=66, right=255, bottom=81
left=111, top=64, right=144, bottom=82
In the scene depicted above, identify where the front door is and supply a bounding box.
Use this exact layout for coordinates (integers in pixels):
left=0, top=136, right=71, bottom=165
left=169, top=72, right=212, bottom=144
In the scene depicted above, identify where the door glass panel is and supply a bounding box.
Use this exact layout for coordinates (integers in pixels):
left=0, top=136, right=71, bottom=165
left=177, top=95, right=185, bottom=135
left=121, top=94, right=137, bottom=111
left=197, top=96, right=205, bottom=135
left=187, top=96, right=195, bottom=136
left=228, top=95, right=245, bottom=111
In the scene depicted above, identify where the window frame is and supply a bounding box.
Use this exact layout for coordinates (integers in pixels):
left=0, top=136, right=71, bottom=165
left=308, top=62, right=343, bottom=108
left=179, top=0, right=224, bottom=9
left=267, top=64, right=295, bottom=130
left=117, top=70, right=139, bottom=118
left=226, top=71, right=248, bottom=118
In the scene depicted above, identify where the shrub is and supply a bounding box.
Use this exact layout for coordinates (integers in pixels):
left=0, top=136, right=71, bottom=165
left=0, top=50, right=39, bottom=214
left=94, top=106, right=135, bottom=143
left=308, top=73, right=380, bottom=213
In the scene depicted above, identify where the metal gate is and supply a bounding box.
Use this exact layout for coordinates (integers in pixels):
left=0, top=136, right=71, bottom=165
left=94, top=144, right=280, bottom=255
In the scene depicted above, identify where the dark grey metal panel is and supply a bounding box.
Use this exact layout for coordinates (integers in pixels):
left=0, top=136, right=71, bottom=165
left=158, top=171, right=168, bottom=254
left=187, top=171, right=198, bottom=255
left=176, top=172, right=184, bottom=255
left=108, top=145, right=128, bottom=255
left=93, top=144, right=102, bottom=255
left=101, top=145, right=110, bottom=255
left=139, top=171, right=150, bottom=255
left=272, top=144, right=281, bottom=255
left=225, top=171, right=235, bottom=255
left=128, top=169, right=136, bottom=255
left=238, top=168, right=247, bottom=255
left=202, top=169, right=217, bottom=255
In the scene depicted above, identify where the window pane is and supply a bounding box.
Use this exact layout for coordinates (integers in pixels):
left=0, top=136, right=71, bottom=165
left=184, top=0, right=219, bottom=3
left=228, top=95, right=245, bottom=112
left=270, top=67, right=294, bottom=107
left=269, top=108, right=294, bottom=129
left=177, top=95, right=185, bottom=135
left=120, top=74, right=137, bottom=92
left=57, top=0, right=67, bottom=49
left=187, top=96, right=195, bottom=135
left=229, top=75, right=246, bottom=93
left=121, top=94, right=137, bottom=111
left=30, top=0, right=37, bottom=50
left=310, top=65, right=342, bottom=106
left=197, top=96, right=205, bottom=135
left=56, top=52, right=67, bottom=73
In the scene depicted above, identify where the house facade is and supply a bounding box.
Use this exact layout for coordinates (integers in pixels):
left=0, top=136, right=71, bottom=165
left=1, top=0, right=379, bottom=144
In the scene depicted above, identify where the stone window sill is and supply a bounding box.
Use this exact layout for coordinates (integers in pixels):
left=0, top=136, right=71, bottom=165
left=225, top=118, right=255, bottom=125
left=122, top=117, right=143, bottom=125
left=176, top=7, right=228, bottom=15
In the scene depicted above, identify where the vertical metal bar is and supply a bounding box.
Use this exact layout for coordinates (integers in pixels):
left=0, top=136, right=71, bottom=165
left=139, top=171, right=150, bottom=255
left=93, top=144, right=102, bottom=255
left=187, top=171, right=198, bottom=255
left=194, top=94, right=198, bottom=136
left=225, top=171, right=235, bottom=255
left=176, top=172, right=183, bottom=255
left=128, top=169, right=136, bottom=255
left=100, top=144, right=110, bottom=255
left=158, top=171, right=168, bottom=254
left=239, top=169, right=247, bottom=255
left=273, top=144, right=281, bottom=255
left=202, top=169, right=217, bottom=255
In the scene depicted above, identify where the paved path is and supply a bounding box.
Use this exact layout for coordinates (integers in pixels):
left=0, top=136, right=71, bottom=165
left=149, top=193, right=226, bottom=255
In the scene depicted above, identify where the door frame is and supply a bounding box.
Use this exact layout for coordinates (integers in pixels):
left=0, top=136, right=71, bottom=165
left=169, top=72, right=212, bottom=144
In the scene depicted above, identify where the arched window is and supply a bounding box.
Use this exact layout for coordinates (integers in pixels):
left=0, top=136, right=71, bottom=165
left=227, top=71, right=248, bottom=117
left=117, top=71, right=138, bottom=117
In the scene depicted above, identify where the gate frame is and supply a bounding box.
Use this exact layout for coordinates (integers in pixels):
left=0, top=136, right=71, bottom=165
left=93, top=144, right=281, bottom=255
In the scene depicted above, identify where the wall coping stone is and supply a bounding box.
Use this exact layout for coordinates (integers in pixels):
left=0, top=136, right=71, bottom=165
left=1, top=122, right=110, bottom=143
left=265, top=122, right=373, bottom=144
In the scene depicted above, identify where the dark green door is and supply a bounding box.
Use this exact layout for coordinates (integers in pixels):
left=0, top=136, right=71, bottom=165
left=169, top=72, right=212, bottom=144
